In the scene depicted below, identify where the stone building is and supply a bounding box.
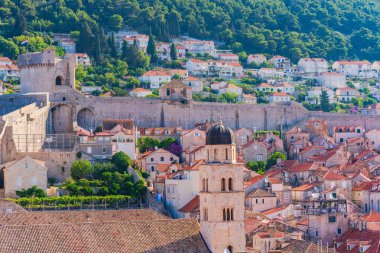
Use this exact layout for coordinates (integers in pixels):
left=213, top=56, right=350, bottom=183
left=199, top=117, right=246, bottom=252
left=240, top=140, right=268, bottom=162
left=0, top=155, right=47, bottom=198
left=305, top=119, right=328, bottom=139
left=18, top=49, right=77, bottom=94
left=159, top=80, right=192, bottom=103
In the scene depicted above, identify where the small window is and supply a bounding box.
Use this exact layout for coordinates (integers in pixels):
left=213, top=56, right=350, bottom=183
left=160, top=157, right=164, bottom=162
left=262, top=199, right=264, bottom=204
left=170, top=157, right=174, bottom=161
left=55, top=76, right=63, bottom=86
left=151, top=166, right=154, bottom=172
left=25, top=163, right=28, bottom=169
left=337, top=227, right=342, bottom=235
left=61, top=167, right=65, bottom=173
left=329, top=216, right=336, bottom=223
left=255, top=199, right=258, bottom=204
left=166, top=89, right=170, bottom=96
left=347, top=245, right=351, bottom=250
left=87, top=147, right=92, bottom=154
left=340, top=138, right=344, bottom=143
left=357, top=129, right=361, bottom=133
left=360, top=246, right=364, bottom=253
left=102, top=147, right=106, bottom=153
left=150, top=158, right=154, bottom=162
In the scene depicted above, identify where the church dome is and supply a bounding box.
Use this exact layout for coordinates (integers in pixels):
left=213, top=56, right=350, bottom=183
left=206, top=117, right=234, bottom=145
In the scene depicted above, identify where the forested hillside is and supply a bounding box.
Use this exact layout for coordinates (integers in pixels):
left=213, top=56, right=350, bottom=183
left=1, top=0, right=380, bottom=61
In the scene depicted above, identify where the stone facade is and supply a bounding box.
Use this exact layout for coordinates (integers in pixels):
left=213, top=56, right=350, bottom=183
left=18, top=49, right=77, bottom=94
left=0, top=156, right=48, bottom=198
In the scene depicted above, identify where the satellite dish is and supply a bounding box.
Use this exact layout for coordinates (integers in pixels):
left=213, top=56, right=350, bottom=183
left=264, top=177, right=269, bottom=183
left=284, top=172, right=289, bottom=177
left=314, top=187, right=319, bottom=191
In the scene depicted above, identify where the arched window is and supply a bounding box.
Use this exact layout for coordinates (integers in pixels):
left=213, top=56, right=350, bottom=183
left=230, top=208, right=234, bottom=221
left=228, top=178, right=233, bottom=191
left=225, top=148, right=228, bottom=160
left=214, top=149, right=217, bottom=161
left=223, top=208, right=226, bottom=221
left=221, top=178, right=226, bottom=191
left=226, top=208, right=230, bottom=221
left=207, top=149, right=210, bottom=161
left=55, top=76, right=63, bottom=86
left=227, top=245, right=233, bottom=253
left=202, top=179, right=206, bottom=192
left=205, top=179, right=208, bottom=192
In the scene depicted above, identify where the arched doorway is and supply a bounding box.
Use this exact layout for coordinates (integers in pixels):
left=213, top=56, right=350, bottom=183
left=77, top=108, right=96, bottom=130
left=56, top=76, right=63, bottom=86
left=50, top=104, right=73, bottom=133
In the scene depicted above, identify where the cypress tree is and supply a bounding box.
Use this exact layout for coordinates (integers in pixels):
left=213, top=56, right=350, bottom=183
left=320, top=89, right=331, bottom=112
left=121, top=40, right=128, bottom=60
left=77, top=22, right=93, bottom=54
left=147, top=32, right=158, bottom=63
left=170, top=43, right=177, bottom=61
left=110, top=33, right=118, bottom=58
left=14, top=11, right=28, bottom=36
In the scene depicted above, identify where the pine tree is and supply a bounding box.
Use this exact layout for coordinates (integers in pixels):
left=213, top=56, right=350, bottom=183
left=320, top=89, right=331, bottom=112
left=147, top=32, right=158, bottom=63
left=170, top=43, right=177, bottom=61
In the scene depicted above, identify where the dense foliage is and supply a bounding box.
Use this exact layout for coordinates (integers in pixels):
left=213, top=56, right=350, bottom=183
left=63, top=152, right=146, bottom=199
left=16, top=186, right=47, bottom=198
left=1, top=0, right=380, bottom=62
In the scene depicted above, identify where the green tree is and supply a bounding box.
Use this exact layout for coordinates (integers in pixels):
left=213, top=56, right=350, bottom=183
left=320, top=89, right=331, bottom=112
left=109, top=14, right=123, bottom=31
left=0, top=37, right=19, bottom=59
left=246, top=161, right=266, bottom=173
left=77, top=22, right=93, bottom=54
left=109, top=33, right=118, bottom=58
left=267, top=152, right=287, bottom=168
left=16, top=186, right=46, bottom=198
left=170, top=43, right=177, bottom=61
left=71, top=159, right=93, bottom=180
left=147, top=32, right=158, bottom=63
left=14, top=11, right=28, bottom=36
left=111, top=152, right=131, bottom=172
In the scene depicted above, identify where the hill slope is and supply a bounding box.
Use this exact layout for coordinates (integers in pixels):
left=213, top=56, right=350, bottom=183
left=0, top=0, right=380, bottom=61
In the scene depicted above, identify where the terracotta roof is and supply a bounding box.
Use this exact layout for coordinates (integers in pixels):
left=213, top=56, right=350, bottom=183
left=178, top=195, right=199, bottom=213
left=257, top=83, right=275, bottom=88
left=323, top=171, right=347, bottom=181
left=268, top=178, right=282, bottom=184
left=292, top=183, right=321, bottom=192
left=366, top=212, right=380, bottom=223
left=0, top=218, right=209, bottom=253
left=132, top=87, right=151, bottom=93
left=247, top=188, right=276, bottom=198
left=286, top=127, right=309, bottom=134
left=0, top=209, right=168, bottom=226
left=157, top=164, right=173, bottom=173
left=161, top=80, right=189, bottom=89
left=287, top=163, right=315, bottom=173
left=336, top=229, right=380, bottom=253
left=142, top=70, right=171, bottom=77
left=0, top=200, right=26, bottom=214
left=262, top=205, right=289, bottom=215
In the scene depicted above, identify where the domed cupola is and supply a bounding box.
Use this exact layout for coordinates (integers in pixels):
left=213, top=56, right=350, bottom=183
left=206, top=115, right=234, bottom=145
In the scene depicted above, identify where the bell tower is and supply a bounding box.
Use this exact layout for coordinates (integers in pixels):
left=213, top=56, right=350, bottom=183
left=199, top=114, right=246, bottom=253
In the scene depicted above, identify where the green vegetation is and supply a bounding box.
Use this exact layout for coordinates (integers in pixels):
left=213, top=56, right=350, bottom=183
left=62, top=152, right=146, bottom=199
left=267, top=151, right=287, bottom=168
left=1, top=0, right=380, bottom=63
left=9, top=195, right=134, bottom=210
left=16, top=186, right=46, bottom=198
left=246, top=161, right=266, bottom=175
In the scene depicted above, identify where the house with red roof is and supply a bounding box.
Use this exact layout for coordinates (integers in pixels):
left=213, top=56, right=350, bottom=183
left=182, top=76, right=203, bottom=92
left=139, top=70, right=171, bottom=89
left=269, top=92, right=291, bottom=103
left=333, top=125, right=364, bottom=144
left=332, top=60, right=376, bottom=78
left=334, top=228, right=380, bottom=253
left=362, top=103, right=380, bottom=116
left=218, top=53, right=239, bottom=62
left=129, top=87, right=152, bottom=97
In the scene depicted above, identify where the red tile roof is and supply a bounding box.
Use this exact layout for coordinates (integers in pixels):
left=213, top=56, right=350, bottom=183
left=323, top=171, right=347, bottom=181
left=292, top=182, right=321, bottom=192
left=178, top=195, right=199, bottom=213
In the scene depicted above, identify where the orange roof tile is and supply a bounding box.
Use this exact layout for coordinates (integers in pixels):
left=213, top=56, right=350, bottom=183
left=178, top=195, right=199, bottom=213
